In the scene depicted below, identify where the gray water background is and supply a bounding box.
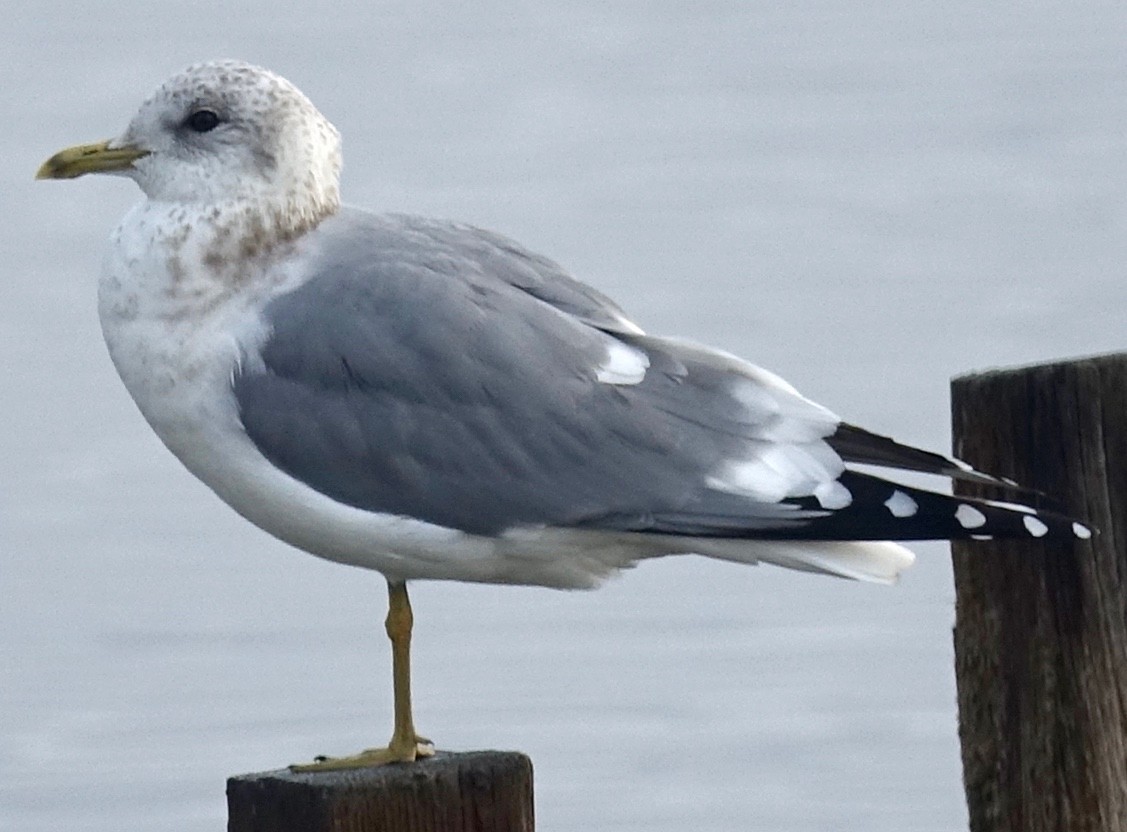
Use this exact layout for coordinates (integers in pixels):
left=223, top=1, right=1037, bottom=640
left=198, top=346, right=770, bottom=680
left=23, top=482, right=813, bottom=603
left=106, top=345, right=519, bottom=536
left=3, top=2, right=1125, bottom=830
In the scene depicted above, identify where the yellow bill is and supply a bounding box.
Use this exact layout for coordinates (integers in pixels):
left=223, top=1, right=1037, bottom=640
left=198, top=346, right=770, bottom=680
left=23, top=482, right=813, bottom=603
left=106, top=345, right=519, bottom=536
left=36, top=141, right=149, bottom=180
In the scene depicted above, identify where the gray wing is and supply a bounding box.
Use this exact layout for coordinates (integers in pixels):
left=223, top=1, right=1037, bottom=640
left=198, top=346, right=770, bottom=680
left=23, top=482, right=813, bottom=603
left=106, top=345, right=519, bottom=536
left=234, top=210, right=1086, bottom=542
left=357, top=211, right=642, bottom=334
left=232, top=210, right=840, bottom=537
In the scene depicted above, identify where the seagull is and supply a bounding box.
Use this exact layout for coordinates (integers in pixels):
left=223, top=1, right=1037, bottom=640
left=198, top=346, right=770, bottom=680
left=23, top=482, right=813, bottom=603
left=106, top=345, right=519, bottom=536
left=37, top=60, right=1090, bottom=770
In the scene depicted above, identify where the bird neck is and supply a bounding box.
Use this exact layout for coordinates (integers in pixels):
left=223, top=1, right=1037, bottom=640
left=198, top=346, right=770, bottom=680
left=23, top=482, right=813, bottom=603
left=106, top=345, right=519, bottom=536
left=204, top=191, right=339, bottom=266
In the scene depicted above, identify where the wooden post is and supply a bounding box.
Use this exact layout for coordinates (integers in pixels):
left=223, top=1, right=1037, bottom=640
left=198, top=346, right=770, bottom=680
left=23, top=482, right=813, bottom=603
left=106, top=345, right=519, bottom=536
left=950, top=353, right=1127, bottom=832
left=227, top=751, right=534, bottom=832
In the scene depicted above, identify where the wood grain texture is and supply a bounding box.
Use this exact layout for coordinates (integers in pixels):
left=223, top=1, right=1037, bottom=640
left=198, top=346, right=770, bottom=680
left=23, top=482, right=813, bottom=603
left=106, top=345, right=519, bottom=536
left=227, top=751, right=534, bottom=832
left=951, top=353, right=1127, bottom=832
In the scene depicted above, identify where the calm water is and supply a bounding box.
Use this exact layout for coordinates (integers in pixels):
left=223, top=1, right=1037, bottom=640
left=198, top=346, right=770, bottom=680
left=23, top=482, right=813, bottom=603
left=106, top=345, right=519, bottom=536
left=4, top=3, right=1125, bottom=830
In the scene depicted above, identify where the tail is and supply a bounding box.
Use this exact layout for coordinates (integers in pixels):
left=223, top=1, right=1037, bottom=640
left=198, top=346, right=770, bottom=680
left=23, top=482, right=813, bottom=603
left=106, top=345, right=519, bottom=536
left=681, top=470, right=1088, bottom=585
left=652, top=453, right=1090, bottom=586
left=692, top=538, right=918, bottom=585
left=588, top=419, right=1092, bottom=586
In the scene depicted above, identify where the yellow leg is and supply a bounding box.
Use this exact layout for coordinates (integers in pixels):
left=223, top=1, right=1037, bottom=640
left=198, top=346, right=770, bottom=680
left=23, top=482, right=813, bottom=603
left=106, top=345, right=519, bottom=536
left=291, top=580, right=434, bottom=771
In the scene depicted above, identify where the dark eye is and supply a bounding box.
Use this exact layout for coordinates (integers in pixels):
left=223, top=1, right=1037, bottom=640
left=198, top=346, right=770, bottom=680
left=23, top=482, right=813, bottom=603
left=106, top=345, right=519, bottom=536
left=184, top=109, right=221, bottom=133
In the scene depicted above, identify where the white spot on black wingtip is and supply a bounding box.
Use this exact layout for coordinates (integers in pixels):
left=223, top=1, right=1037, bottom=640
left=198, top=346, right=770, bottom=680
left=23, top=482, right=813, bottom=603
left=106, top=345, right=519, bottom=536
left=1073, top=522, right=1092, bottom=540
left=1023, top=516, right=1049, bottom=537
left=955, top=504, right=987, bottom=529
left=884, top=490, right=918, bottom=518
left=970, top=534, right=993, bottom=541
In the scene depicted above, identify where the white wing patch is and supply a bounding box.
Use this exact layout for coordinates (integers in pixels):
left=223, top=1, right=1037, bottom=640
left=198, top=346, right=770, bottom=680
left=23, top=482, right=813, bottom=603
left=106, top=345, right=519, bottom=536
left=708, top=442, right=844, bottom=503
left=698, top=344, right=847, bottom=505
left=815, top=480, right=853, bottom=509
left=731, top=381, right=838, bottom=442
left=595, top=339, right=649, bottom=385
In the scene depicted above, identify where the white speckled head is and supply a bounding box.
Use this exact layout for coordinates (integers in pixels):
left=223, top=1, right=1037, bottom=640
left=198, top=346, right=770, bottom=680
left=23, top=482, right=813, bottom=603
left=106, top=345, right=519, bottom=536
left=115, top=60, right=341, bottom=223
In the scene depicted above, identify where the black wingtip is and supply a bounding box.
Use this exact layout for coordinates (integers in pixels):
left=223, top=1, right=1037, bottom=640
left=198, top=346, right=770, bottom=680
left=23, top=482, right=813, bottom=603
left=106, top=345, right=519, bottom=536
left=829, top=422, right=1070, bottom=511
left=712, top=472, right=1095, bottom=543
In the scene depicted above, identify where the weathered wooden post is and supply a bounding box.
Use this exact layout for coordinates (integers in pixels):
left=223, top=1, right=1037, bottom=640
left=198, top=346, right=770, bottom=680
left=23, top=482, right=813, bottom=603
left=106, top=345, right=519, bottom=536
left=950, top=353, right=1127, bottom=832
left=227, top=751, right=534, bottom=832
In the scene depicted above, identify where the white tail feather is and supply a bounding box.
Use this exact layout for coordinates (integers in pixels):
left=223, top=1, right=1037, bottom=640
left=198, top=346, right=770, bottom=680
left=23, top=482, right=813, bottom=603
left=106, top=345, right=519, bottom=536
left=696, top=539, right=916, bottom=585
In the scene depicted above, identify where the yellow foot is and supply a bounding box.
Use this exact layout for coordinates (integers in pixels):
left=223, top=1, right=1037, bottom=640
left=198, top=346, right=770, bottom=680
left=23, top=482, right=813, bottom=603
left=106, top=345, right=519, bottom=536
left=290, top=736, right=435, bottom=772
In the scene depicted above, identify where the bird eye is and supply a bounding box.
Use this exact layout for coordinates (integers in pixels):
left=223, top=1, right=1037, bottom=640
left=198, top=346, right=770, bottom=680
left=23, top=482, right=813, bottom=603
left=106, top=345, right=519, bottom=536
left=184, top=109, right=221, bottom=133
